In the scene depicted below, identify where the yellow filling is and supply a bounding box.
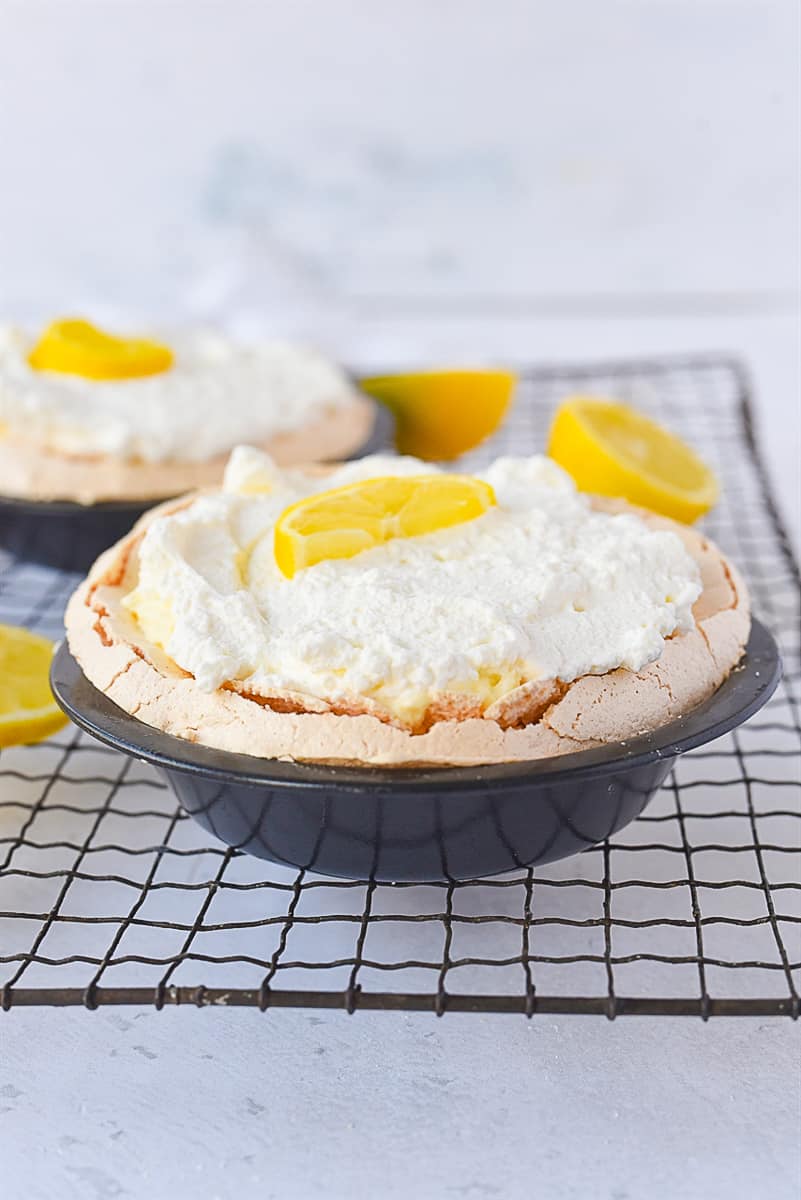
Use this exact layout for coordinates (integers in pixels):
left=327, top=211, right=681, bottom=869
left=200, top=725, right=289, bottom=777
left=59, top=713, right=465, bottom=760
left=123, top=589, right=175, bottom=648
left=368, top=665, right=532, bottom=727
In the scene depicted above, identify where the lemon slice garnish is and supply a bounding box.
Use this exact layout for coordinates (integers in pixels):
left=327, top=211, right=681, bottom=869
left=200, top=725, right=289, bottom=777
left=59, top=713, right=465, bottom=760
left=0, top=624, right=68, bottom=748
left=274, top=474, right=496, bottom=578
left=28, top=318, right=173, bottom=381
left=360, top=369, right=515, bottom=461
left=547, top=396, right=718, bottom=523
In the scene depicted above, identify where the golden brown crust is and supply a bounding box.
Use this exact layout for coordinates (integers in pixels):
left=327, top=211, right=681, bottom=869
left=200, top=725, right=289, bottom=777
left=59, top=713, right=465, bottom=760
left=0, top=393, right=375, bottom=504
left=65, top=496, right=751, bottom=767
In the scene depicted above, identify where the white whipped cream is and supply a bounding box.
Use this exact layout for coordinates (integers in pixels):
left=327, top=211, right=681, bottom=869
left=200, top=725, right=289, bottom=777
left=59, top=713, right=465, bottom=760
left=0, top=326, right=358, bottom=463
left=123, top=448, right=703, bottom=725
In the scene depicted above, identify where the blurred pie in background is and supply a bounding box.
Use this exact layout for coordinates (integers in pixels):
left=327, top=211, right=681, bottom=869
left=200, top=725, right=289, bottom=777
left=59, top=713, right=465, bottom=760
left=0, top=319, right=375, bottom=504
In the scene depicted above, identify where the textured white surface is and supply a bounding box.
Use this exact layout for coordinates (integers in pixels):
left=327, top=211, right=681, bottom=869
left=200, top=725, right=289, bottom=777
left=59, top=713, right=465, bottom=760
left=0, top=2, right=799, bottom=1198
left=2, top=1007, right=800, bottom=1200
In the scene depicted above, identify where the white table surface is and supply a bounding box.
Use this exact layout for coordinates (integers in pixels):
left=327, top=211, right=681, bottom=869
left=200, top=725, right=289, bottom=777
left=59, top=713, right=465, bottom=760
left=0, top=3, right=799, bottom=1198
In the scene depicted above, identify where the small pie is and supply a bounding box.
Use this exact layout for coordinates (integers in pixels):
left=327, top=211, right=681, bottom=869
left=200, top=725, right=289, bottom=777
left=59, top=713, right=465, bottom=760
left=0, top=320, right=374, bottom=503
left=65, top=448, right=750, bottom=767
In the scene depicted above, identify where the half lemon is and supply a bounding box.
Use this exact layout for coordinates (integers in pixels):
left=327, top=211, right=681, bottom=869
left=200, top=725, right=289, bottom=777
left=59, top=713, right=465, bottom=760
left=360, top=369, right=516, bottom=460
left=548, top=396, right=718, bottom=523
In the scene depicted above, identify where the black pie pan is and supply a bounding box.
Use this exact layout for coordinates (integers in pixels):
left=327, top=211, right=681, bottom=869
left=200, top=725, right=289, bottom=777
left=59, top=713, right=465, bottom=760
left=0, top=398, right=392, bottom=572
left=50, top=620, right=781, bottom=883
left=0, top=494, right=158, bottom=574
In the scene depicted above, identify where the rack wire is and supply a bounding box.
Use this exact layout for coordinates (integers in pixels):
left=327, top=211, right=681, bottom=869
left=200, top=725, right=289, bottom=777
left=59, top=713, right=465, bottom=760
left=0, top=355, right=798, bottom=1017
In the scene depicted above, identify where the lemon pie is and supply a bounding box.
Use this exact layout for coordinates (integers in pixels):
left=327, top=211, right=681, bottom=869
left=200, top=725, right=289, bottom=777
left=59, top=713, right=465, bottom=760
left=64, top=447, right=750, bottom=767
left=0, top=320, right=374, bottom=504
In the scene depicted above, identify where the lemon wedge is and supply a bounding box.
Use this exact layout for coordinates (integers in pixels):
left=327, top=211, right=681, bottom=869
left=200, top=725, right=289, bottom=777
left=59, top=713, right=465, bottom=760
left=0, top=624, right=68, bottom=748
left=28, top=318, right=173, bottom=381
left=547, top=396, right=718, bottom=523
left=360, top=369, right=516, bottom=460
left=274, top=474, right=496, bottom=578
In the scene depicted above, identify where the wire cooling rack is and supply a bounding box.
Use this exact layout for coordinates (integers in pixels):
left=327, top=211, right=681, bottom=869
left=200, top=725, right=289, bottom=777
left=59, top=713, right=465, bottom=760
left=0, top=355, right=798, bottom=1018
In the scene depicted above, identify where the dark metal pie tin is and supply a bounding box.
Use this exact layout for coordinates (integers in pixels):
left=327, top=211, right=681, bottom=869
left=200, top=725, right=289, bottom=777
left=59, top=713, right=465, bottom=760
left=50, top=621, right=781, bottom=883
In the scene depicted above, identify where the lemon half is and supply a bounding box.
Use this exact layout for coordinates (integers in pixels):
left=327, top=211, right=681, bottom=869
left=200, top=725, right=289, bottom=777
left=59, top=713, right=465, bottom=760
left=360, top=369, right=515, bottom=461
left=548, top=396, right=718, bottom=523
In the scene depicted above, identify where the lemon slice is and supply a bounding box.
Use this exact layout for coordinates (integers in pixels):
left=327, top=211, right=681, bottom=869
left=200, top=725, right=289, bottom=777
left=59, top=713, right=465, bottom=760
left=274, top=474, right=496, bottom=578
left=547, top=396, right=718, bottom=523
left=360, top=369, right=516, bottom=460
left=0, top=624, right=68, bottom=748
left=28, top=318, right=173, bottom=381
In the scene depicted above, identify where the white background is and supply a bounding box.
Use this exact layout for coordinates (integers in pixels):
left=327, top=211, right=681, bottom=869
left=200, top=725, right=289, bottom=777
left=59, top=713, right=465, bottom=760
left=1, top=2, right=799, bottom=1198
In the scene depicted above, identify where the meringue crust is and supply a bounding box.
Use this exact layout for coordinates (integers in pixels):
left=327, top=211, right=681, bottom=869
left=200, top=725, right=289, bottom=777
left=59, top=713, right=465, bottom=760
left=0, top=393, right=375, bottom=504
left=65, top=496, right=750, bottom=767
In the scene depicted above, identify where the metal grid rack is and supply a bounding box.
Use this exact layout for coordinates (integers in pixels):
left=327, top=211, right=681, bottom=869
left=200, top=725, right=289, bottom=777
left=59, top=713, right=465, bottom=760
left=0, top=355, right=798, bottom=1018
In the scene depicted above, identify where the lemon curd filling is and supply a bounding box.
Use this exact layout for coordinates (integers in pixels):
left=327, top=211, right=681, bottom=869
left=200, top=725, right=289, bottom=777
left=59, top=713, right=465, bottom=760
left=123, top=589, right=175, bottom=649
left=119, top=448, right=703, bottom=728
left=354, top=664, right=533, bottom=729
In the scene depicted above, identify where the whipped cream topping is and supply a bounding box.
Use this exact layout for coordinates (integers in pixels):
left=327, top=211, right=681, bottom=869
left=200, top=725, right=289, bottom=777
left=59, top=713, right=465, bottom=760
left=122, top=448, right=703, bottom=726
left=0, top=326, right=358, bottom=463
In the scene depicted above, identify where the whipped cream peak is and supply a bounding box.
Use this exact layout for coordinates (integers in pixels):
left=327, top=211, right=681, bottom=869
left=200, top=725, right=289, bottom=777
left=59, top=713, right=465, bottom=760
left=124, top=448, right=703, bottom=725
left=0, top=325, right=358, bottom=463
